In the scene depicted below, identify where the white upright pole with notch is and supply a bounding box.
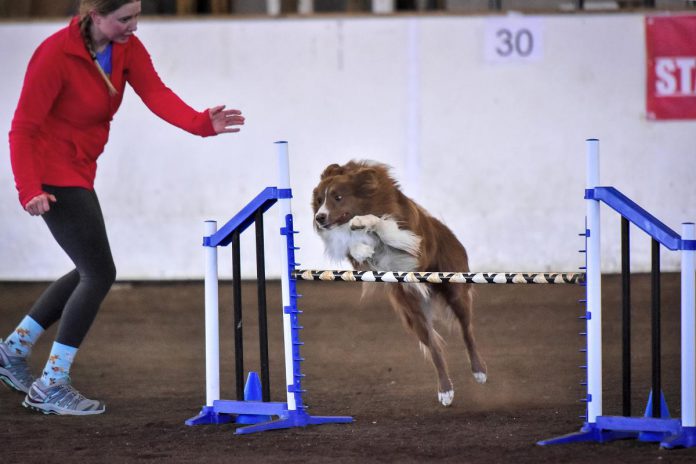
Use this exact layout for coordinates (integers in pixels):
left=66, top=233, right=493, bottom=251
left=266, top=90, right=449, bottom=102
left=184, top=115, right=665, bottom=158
left=204, top=220, right=220, bottom=408
left=276, top=141, right=297, bottom=412
left=586, top=138, right=602, bottom=423
left=681, top=222, right=696, bottom=428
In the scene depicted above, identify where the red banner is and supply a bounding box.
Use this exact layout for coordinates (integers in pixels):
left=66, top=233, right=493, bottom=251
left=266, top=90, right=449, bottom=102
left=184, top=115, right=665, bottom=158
left=646, top=15, right=696, bottom=120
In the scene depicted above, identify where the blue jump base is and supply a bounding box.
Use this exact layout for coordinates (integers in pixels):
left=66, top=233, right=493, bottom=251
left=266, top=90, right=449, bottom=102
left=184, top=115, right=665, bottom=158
left=539, top=391, right=696, bottom=449
left=538, top=421, right=696, bottom=449
left=187, top=400, right=352, bottom=435
left=186, top=404, right=353, bottom=434
left=186, top=371, right=352, bottom=434
left=185, top=406, right=234, bottom=426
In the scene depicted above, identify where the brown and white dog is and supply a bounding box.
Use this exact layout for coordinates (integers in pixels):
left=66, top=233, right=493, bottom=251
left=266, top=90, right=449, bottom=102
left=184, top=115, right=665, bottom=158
left=312, top=160, right=487, bottom=407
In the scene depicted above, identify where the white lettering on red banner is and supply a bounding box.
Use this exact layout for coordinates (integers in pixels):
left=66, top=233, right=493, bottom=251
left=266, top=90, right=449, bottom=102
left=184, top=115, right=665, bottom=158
left=646, top=15, right=696, bottom=120
left=655, top=57, right=696, bottom=97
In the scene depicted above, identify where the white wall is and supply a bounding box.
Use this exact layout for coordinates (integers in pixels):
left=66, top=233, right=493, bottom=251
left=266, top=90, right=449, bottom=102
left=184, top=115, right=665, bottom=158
left=0, top=13, right=694, bottom=280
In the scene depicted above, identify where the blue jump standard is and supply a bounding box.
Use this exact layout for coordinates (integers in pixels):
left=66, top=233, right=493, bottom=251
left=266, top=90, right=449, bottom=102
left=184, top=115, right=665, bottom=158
left=186, top=185, right=352, bottom=434
left=542, top=183, right=696, bottom=450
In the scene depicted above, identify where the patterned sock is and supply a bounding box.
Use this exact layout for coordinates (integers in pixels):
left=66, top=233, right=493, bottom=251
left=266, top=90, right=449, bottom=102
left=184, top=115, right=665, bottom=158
left=4, top=315, right=45, bottom=358
left=41, top=342, right=78, bottom=387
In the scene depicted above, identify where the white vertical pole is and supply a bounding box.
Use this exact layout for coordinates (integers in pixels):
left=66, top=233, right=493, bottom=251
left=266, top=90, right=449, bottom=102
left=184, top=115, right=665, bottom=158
left=372, top=0, right=395, bottom=13
left=681, top=222, right=696, bottom=427
left=298, top=0, right=313, bottom=14
left=266, top=0, right=280, bottom=15
left=276, top=141, right=297, bottom=411
left=586, top=138, right=603, bottom=423
left=405, top=18, right=421, bottom=200
left=204, top=220, right=220, bottom=407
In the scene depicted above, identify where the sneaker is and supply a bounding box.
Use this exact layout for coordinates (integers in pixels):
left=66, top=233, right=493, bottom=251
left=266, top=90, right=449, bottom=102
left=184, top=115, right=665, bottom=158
left=23, top=379, right=106, bottom=416
left=0, top=339, right=36, bottom=394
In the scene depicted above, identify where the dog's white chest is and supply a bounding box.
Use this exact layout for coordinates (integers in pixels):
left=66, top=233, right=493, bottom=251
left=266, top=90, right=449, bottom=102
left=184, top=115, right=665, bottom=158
left=318, top=223, right=378, bottom=263
left=318, top=215, right=420, bottom=271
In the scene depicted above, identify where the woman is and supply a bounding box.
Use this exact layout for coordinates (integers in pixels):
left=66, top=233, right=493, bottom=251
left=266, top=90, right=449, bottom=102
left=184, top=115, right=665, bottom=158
left=1, top=0, right=245, bottom=415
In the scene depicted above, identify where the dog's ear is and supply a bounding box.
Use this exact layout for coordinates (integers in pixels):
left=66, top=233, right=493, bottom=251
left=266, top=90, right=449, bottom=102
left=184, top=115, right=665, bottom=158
left=311, top=187, right=319, bottom=209
left=353, top=167, right=380, bottom=196
left=320, top=164, right=344, bottom=180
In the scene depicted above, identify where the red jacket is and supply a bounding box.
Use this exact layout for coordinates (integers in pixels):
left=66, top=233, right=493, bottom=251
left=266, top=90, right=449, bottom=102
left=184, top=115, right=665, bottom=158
left=9, top=17, right=216, bottom=207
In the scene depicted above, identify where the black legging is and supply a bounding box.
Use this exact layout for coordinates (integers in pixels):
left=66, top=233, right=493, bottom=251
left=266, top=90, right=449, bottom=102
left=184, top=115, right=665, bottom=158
left=28, top=186, right=116, bottom=348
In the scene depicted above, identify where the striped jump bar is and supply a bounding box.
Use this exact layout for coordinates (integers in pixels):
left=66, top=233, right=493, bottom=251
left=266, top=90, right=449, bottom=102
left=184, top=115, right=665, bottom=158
left=292, top=270, right=586, bottom=285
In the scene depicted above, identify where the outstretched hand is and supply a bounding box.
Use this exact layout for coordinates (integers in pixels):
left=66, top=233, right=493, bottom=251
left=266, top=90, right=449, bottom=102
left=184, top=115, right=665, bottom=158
left=25, top=192, right=57, bottom=216
left=209, top=105, right=245, bottom=134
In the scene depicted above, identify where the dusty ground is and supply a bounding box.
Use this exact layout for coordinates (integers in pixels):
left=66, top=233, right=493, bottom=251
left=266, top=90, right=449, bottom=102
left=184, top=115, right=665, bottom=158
left=2, top=274, right=696, bottom=463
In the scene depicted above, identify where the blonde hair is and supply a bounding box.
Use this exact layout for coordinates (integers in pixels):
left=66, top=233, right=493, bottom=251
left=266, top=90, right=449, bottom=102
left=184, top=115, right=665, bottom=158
left=78, top=1, right=139, bottom=95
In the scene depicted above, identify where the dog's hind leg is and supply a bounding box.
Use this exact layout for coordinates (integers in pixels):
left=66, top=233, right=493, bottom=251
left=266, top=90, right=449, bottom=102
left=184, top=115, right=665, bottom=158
left=445, top=285, right=487, bottom=384
left=386, top=285, right=454, bottom=407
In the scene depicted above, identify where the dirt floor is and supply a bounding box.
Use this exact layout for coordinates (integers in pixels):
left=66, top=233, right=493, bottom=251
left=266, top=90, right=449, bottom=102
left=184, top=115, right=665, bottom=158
left=2, top=273, right=696, bottom=463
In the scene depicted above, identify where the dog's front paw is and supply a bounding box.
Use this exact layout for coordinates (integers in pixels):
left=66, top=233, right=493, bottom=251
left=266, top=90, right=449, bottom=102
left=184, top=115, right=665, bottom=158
left=349, top=214, right=380, bottom=231
left=349, top=243, right=375, bottom=263
left=438, top=389, right=454, bottom=407
left=473, top=372, right=487, bottom=384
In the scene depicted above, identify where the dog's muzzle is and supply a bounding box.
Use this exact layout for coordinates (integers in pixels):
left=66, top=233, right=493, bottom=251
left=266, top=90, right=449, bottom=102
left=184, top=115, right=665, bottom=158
left=314, top=213, right=329, bottom=229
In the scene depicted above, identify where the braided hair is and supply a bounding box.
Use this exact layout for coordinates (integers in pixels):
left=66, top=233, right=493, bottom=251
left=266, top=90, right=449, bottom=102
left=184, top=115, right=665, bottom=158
left=78, top=0, right=138, bottom=95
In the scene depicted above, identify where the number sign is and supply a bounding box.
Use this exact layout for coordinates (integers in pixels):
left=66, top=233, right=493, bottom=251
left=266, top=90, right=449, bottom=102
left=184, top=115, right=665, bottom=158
left=484, top=17, right=543, bottom=64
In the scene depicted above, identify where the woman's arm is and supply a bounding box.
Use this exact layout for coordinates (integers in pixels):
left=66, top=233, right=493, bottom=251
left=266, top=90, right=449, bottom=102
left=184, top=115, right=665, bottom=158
left=9, top=43, right=64, bottom=208
left=125, top=36, right=243, bottom=137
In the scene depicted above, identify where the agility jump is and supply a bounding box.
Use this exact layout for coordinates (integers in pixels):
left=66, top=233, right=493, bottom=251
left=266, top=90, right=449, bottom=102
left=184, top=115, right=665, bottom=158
left=185, top=140, right=695, bottom=448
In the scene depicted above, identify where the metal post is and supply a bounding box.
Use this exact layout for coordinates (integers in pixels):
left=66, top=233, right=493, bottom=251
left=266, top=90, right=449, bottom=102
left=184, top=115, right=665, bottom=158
left=682, top=223, right=696, bottom=427
left=232, top=230, right=244, bottom=401
left=585, top=138, right=602, bottom=423
left=255, top=210, right=271, bottom=402
left=651, top=238, right=661, bottom=418
left=621, top=217, right=632, bottom=417
left=204, top=220, right=220, bottom=408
